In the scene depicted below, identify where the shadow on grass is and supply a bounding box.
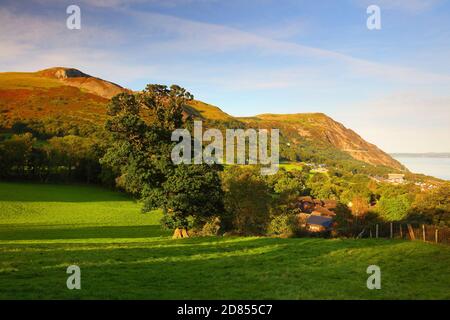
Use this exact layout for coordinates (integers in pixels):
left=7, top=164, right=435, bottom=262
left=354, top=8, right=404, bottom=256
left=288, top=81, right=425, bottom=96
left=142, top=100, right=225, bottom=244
left=67, top=238, right=443, bottom=299
left=0, top=182, right=134, bottom=203
left=1, top=236, right=436, bottom=299
left=0, top=225, right=170, bottom=240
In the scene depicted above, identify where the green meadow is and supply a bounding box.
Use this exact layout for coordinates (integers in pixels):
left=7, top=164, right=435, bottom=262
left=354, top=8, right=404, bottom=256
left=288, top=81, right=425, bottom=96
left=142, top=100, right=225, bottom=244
left=0, top=182, right=449, bottom=300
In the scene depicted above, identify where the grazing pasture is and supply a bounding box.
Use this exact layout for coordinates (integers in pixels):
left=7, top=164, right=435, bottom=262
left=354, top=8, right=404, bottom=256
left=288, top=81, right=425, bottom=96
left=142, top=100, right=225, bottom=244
left=0, top=182, right=449, bottom=299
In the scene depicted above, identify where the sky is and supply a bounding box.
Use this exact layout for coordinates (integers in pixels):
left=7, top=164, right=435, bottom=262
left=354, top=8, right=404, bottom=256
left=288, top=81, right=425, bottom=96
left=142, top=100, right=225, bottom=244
left=0, top=0, right=449, bottom=153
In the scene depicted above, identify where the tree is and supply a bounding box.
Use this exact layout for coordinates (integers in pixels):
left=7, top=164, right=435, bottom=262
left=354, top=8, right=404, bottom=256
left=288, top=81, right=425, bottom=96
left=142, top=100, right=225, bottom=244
left=412, top=183, right=450, bottom=226
left=101, top=86, right=189, bottom=197
left=350, top=196, right=369, bottom=223
left=307, top=173, right=338, bottom=200
left=377, top=194, right=411, bottom=222
left=266, top=169, right=306, bottom=215
left=101, top=84, right=223, bottom=238
left=0, top=133, right=35, bottom=177
left=46, top=135, right=100, bottom=183
left=222, top=166, right=271, bottom=235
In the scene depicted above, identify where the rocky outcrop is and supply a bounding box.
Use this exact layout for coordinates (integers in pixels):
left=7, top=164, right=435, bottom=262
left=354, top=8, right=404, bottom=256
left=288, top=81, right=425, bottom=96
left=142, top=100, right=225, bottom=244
left=37, top=67, right=127, bottom=99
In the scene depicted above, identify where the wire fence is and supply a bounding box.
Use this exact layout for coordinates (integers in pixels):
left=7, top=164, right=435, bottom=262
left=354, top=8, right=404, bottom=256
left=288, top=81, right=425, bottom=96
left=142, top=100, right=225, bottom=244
left=353, top=223, right=450, bottom=245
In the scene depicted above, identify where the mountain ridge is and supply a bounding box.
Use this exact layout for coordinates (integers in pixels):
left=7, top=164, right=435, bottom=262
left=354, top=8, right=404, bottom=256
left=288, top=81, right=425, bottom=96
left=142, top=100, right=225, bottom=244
left=0, top=67, right=404, bottom=170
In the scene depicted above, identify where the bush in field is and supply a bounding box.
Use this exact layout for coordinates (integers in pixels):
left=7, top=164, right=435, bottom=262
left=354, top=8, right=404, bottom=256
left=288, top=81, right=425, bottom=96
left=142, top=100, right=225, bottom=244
left=267, top=214, right=299, bottom=237
left=190, top=216, right=222, bottom=236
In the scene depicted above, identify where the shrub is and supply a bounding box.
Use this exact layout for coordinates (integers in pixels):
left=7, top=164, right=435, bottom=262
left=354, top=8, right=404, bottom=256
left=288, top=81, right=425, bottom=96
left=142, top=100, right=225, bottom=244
left=188, top=216, right=222, bottom=237
left=201, top=216, right=222, bottom=236
left=267, top=214, right=299, bottom=238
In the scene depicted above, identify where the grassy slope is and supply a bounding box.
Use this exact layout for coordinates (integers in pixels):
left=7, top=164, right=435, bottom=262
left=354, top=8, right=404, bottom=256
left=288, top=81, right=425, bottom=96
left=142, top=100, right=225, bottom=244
left=0, top=72, right=232, bottom=126
left=0, top=72, right=63, bottom=89
left=0, top=182, right=449, bottom=299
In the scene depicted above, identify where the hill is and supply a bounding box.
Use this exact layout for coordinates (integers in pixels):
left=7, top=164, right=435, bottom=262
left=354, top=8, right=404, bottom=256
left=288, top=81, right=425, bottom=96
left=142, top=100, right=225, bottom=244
left=240, top=113, right=403, bottom=170
left=0, top=67, right=403, bottom=170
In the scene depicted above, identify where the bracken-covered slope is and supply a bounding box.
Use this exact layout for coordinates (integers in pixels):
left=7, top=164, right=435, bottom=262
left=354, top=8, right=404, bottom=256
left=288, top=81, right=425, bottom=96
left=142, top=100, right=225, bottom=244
left=0, top=69, right=111, bottom=127
left=0, top=67, right=403, bottom=170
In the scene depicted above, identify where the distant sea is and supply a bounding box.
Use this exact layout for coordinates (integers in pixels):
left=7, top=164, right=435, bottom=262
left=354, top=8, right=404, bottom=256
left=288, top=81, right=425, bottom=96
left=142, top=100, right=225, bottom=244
left=391, top=155, right=450, bottom=181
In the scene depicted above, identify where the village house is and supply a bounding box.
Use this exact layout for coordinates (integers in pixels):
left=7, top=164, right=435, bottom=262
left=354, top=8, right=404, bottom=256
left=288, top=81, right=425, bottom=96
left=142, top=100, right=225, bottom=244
left=306, top=215, right=333, bottom=232
left=296, top=196, right=337, bottom=232
left=414, top=181, right=437, bottom=191
left=311, top=206, right=336, bottom=217
left=387, top=173, right=405, bottom=184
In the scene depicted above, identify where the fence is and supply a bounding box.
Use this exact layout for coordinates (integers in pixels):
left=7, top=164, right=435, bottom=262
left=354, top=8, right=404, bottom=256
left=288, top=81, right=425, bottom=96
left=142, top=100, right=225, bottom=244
left=353, top=223, right=449, bottom=245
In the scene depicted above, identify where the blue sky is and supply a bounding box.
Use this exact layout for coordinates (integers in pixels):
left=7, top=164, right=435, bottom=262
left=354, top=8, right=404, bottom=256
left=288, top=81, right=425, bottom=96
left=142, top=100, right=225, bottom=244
left=0, top=0, right=449, bottom=152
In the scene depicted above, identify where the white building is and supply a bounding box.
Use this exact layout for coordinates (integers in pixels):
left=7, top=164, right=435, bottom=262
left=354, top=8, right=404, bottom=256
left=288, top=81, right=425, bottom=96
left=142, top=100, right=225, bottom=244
left=387, top=173, right=405, bottom=184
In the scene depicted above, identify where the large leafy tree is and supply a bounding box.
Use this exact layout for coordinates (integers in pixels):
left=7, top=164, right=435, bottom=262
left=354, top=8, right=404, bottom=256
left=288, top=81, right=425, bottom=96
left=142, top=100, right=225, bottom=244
left=101, top=84, right=223, bottom=237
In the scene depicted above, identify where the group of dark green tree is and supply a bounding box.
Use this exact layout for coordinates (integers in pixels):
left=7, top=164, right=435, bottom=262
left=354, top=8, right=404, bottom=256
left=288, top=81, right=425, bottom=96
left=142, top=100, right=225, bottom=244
left=0, top=84, right=449, bottom=237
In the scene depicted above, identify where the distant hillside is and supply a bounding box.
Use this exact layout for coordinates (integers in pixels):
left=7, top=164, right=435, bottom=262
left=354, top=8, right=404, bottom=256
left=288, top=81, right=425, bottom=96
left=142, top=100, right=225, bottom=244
left=239, top=113, right=404, bottom=170
left=0, top=67, right=404, bottom=170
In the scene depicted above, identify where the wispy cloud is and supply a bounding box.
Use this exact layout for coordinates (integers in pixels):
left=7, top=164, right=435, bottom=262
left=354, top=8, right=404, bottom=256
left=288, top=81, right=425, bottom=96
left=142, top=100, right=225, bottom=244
left=2, top=5, right=449, bottom=90
left=353, top=0, right=442, bottom=13
left=126, top=9, right=450, bottom=87
left=33, top=0, right=218, bottom=9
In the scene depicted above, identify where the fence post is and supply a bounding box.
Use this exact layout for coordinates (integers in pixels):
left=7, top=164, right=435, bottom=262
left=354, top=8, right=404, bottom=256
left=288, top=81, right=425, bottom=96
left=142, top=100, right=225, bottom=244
left=399, top=224, right=403, bottom=239
left=390, top=222, right=393, bottom=239
left=376, top=224, right=379, bottom=239
left=422, top=224, right=426, bottom=242
left=435, top=228, right=439, bottom=244
left=407, top=224, right=415, bottom=240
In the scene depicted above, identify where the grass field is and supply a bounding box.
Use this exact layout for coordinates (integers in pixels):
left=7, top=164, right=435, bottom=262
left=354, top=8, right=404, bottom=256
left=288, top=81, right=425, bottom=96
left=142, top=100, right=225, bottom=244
left=0, top=182, right=449, bottom=299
